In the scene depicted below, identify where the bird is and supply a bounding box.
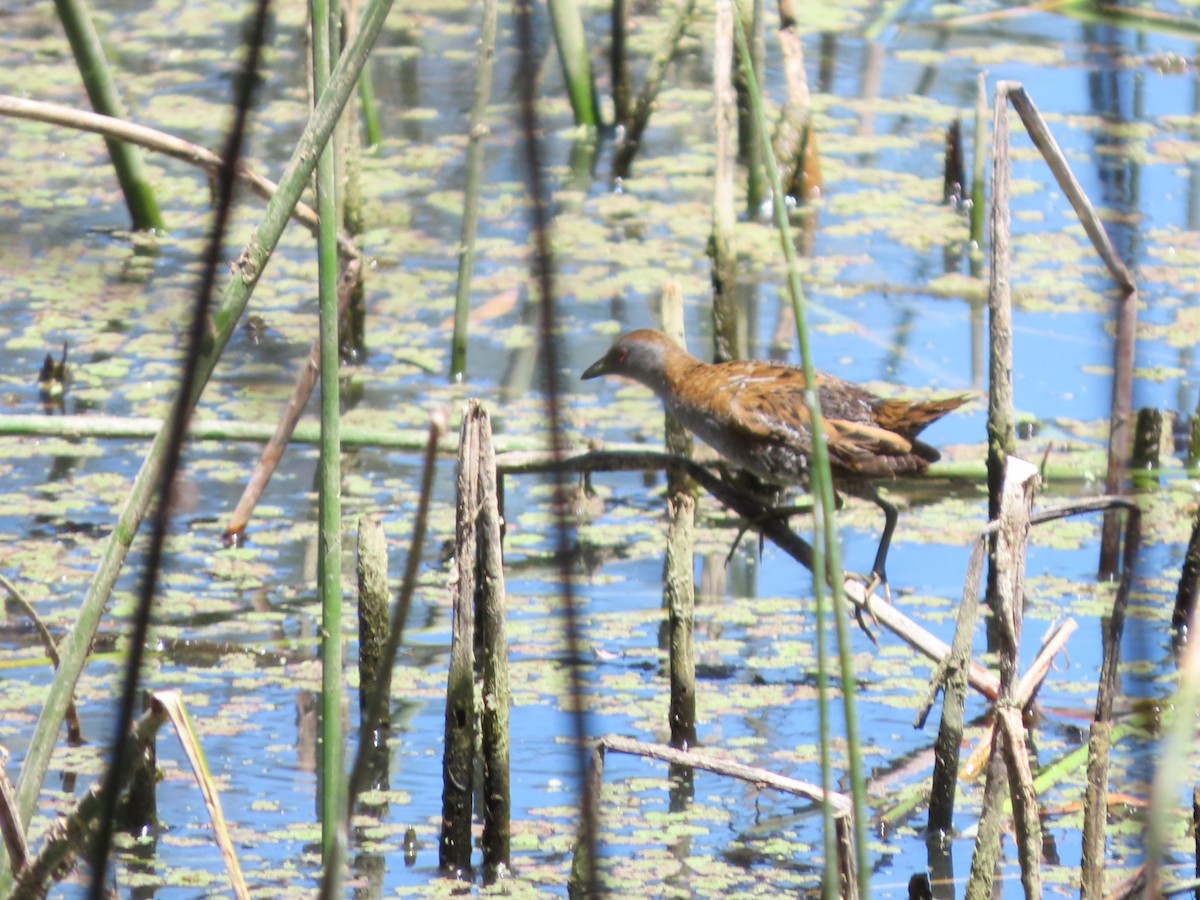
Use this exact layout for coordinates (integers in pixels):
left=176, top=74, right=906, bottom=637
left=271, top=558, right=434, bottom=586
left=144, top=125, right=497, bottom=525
left=581, top=328, right=971, bottom=593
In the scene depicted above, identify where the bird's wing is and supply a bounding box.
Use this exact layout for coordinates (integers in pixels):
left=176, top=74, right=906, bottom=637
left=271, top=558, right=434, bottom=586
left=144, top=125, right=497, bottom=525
left=821, top=418, right=915, bottom=474
left=719, top=364, right=813, bottom=441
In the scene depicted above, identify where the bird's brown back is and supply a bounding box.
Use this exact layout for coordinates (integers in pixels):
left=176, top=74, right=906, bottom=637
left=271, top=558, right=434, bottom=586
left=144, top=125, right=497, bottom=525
left=587, top=329, right=970, bottom=484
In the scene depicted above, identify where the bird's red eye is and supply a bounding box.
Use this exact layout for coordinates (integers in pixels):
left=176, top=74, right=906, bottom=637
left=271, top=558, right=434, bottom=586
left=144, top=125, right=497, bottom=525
left=616, top=349, right=628, bottom=363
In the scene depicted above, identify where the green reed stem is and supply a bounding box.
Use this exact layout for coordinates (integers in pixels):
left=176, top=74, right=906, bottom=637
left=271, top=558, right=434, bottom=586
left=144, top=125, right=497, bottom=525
left=358, top=61, right=381, bottom=148
left=450, top=0, right=499, bottom=381
left=53, top=0, right=164, bottom=230
left=312, top=0, right=346, bottom=883
left=732, top=12, right=870, bottom=898
left=546, top=0, right=598, bottom=127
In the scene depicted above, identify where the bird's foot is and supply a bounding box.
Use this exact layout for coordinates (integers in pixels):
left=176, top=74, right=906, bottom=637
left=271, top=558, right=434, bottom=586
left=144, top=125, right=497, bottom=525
left=724, top=519, right=764, bottom=566
left=723, top=503, right=809, bottom=566
left=844, top=570, right=890, bottom=644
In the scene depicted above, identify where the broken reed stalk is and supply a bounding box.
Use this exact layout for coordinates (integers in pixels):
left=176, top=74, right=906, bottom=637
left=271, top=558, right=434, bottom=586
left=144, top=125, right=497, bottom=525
left=709, top=0, right=740, bottom=363
left=568, top=745, right=605, bottom=898
left=926, top=496, right=1127, bottom=833
left=476, top=404, right=511, bottom=881
left=11, top=0, right=395, bottom=836
left=925, top=536, right=986, bottom=833
left=965, top=456, right=1041, bottom=900
left=333, top=414, right=442, bottom=900
left=579, top=734, right=857, bottom=896
left=356, top=516, right=390, bottom=725
left=986, top=84, right=1017, bottom=614
left=439, top=405, right=480, bottom=876
left=116, top=694, right=158, bottom=838
left=593, top=734, right=851, bottom=809
left=664, top=494, right=697, bottom=748
left=449, top=0, right=499, bottom=381
left=1000, top=84, right=1139, bottom=578
left=611, top=0, right=696, bottom=179
left=984, top=77, right=1141, bottom=583
left=1130, top=407, right=1163, bottom=489
left=660, top=282, right=694, bottom=488
left=1081, top=502, right=1140, bottom=898
left=943, top=119, right=964, bottom=206
left=53, top=0, right=164, bottom=230
left=659, top=283, right=697, bottom=749
left=771, top=0, right=818, bottom=202
left=223, top=252, right=360, bottom=541
left=435, top=401, right=511, bottom=881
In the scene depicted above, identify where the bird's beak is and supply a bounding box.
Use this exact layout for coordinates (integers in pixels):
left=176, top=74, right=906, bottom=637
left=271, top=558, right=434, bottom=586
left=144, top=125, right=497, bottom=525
left=580, top=355, right=609, bottom=380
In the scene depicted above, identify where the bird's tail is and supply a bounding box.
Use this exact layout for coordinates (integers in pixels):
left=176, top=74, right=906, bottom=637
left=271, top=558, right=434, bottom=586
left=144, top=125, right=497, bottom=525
left=873, top=394, right=972, bottom=442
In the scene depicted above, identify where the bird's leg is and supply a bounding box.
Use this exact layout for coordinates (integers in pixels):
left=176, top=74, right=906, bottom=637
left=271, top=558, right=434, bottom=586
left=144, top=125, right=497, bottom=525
left=866, top=487, right=899, bottom=604
left=836, top=485, right=899, bottom=639
left=853, top=487, right=898, bottom=634
left=717, top=467, right=804, bottom=565
left=724, top=498, right=791, bottom=564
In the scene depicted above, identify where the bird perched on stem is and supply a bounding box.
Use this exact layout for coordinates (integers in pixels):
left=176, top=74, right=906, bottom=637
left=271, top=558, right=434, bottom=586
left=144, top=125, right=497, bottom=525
left=582, top=329, right=970, bottom=594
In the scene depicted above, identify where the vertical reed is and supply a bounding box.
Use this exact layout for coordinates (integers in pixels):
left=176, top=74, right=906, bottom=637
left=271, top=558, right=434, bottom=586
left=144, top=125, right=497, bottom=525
left=611, top=0, right=696, bottom=179
left=964, top=457, right=1040, bottom=900
left=733, top=14, right=867, bottom=895
left=986, top=84, right=1016, bottom=602
left=611, top=0, right=630, bottom=128
left=710, top=0, right=739, bottom=363
left=1081, top=504, right=1138, bottom=897
left=664, top=494, right=696, bottom=748
left=450, top=0, right=499, bottom=381
left=323, top=416, right=442, bottom=900
left=659, top=283, right=697, bottom=749
left=547, top=0, right=599, bottom=127
left=927, top=537, right=987, bottom=832
left=440, top=408, right=480, bottom=875
left=312, top=0, right=347, bottom=878
left=1130, top=407, right=1162, bottom=489
left=476, top=404, right=511, bottom=881
left=53, top=0, right=164, bottom=230
left=356, top=516, right=390, bottom=724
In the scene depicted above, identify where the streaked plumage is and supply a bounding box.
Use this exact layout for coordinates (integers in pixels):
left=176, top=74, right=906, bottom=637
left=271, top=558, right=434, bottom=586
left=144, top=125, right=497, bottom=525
left=582, top=329, right=970, bottom=585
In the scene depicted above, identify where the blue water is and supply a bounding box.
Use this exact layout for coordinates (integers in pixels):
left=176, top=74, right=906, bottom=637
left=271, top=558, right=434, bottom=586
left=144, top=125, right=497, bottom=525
left=1, top=0, right=1196, bottom=896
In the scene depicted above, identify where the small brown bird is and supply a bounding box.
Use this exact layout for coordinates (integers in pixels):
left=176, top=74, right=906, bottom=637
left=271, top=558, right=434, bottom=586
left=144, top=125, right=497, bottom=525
left=582, top=329, right=970, bottom=589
